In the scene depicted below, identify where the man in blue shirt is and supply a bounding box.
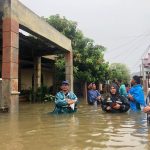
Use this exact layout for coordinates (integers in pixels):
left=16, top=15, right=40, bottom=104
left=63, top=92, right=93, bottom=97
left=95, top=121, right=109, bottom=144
left=53, top=80, right=78, bottom=114
left=88, top=83, right=101, bottom=105
left=128, top=75, right=146, bottom=112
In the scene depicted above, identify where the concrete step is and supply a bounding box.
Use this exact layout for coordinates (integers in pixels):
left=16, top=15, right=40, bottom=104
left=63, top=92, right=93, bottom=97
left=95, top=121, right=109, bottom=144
left=19, top=95, right=28, bottom=102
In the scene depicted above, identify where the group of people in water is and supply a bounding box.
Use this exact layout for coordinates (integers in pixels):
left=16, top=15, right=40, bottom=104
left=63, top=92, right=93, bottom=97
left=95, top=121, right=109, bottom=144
left=52, top=75, right=150, bottom=119
left=87, top=75, right=150, bottom=114
left=87, top=80, right=130, bottom=113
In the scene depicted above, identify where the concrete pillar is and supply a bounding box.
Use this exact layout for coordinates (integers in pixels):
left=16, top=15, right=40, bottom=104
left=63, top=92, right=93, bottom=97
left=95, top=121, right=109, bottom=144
left=33, top=57, right=41, bottom=95
left=83, top=82, right=88, bottom=104
left=1, top=18, right=19, bottom=113
left=0, top=21, right=2, bottom=105
left=65, top=51, right=73, bottom=91
left=0, top=79, right=2, bottom=105
left=142, top=62, right=148, bottom=94
left=99, top=83, right=103, bottom=91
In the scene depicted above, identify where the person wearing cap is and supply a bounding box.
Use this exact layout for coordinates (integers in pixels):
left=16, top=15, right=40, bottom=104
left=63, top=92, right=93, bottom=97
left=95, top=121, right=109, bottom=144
left=101, top=83, right=130, bottom=113
left=87, top=83, right=101, bottom=105
left=53, top=80, right=78, bottom=114
left=128, top=75, right=146, bottom=112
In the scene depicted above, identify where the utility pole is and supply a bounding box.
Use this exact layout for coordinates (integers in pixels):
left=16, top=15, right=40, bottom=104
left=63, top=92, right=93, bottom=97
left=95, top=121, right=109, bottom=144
left=141, top=58, right=147, bottom=94
left=140, top=64, right=142, bottom=76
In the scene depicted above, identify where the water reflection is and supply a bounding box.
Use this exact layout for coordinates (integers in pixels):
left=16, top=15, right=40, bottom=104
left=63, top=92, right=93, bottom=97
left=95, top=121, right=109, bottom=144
left=0, top=102, right=149, bottom=150
left=0, top=113, right=24, bottom=150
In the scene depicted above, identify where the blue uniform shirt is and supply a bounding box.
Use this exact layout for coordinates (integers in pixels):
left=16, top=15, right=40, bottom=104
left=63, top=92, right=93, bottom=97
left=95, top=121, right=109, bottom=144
left=88, top=89, right=101, bottom=104
left=128, top=84, right=146, bottom=112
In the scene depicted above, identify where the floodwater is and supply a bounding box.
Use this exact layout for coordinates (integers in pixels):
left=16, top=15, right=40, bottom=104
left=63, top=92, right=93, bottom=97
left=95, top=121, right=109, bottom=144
left=0, top=100, right=150, bottom=150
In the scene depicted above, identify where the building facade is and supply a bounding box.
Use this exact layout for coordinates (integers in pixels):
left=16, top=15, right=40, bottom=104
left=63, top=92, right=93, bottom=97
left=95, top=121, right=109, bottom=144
left=0, top=0, right=73, bottom=112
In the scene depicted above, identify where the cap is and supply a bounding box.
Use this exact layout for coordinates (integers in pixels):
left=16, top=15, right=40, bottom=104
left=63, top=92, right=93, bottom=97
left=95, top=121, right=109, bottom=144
left=62, top=80, right=69, bottom=85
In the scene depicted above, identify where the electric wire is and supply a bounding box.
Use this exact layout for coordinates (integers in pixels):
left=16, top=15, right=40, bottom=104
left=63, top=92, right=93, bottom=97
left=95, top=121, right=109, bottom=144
left=107, top=34, right=150, bottom=61
left=105, top=32, right=150, bottom=72
left=105, top=31, right=150, bottom=54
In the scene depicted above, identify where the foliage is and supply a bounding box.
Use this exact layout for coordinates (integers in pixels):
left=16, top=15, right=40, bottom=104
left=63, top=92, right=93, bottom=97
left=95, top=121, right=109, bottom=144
left=28, top=86, right=55, bottom=103
left=44, top=94, right=55, bottom=102
left=36, top=86, right=48, bottom=102
left=28, top=87, right=34, bottom=102
left=44, top=14, right=109, bottom=83
left=109, top=63, right=131, bottom=83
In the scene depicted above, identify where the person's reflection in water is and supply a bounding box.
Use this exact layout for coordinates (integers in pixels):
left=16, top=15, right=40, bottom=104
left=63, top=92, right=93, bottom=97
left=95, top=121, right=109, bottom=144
left=6, top=113, right=23, bottom=149
left=50, top=113, right=80, bottom=149
left=105, top=112, right=149, bottom=149
left=128, top=110, right=149, bottom=148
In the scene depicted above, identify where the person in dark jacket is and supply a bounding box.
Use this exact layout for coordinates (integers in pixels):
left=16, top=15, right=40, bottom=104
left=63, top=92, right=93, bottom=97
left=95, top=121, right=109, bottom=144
left=101, top=83, right=130, bottom=113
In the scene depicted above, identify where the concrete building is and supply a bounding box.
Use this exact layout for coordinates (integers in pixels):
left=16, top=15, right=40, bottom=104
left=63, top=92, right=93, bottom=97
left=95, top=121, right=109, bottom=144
left=0, top=0, right=73, bottom=112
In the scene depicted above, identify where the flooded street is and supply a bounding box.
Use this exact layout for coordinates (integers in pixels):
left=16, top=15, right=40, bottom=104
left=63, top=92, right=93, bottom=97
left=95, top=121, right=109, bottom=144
left=0, top=100, right=150, bottom=150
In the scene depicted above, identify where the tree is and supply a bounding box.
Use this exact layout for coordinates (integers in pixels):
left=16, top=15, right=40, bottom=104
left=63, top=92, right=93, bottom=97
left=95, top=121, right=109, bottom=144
left=109, top=63, right=131, bottom=83
left=45, top=14, right=109, bottom=84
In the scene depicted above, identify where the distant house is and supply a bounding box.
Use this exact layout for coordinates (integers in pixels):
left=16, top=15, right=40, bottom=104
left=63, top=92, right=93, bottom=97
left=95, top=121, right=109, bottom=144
left=141, top=52, right=150, bottom=94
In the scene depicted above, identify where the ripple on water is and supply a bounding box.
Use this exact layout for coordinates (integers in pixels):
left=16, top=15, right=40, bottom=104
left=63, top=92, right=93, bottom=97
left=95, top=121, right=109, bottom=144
left=0, top=103, right=149, bottom=150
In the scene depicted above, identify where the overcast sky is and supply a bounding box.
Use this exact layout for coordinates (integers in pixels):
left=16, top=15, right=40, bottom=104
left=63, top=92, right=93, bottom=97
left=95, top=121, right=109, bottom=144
left=19, top=0, right=150, bottom=73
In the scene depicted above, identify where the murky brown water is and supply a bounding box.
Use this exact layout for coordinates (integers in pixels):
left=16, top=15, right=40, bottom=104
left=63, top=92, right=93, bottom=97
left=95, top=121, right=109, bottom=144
left=0, top=100, right=150, bottom=150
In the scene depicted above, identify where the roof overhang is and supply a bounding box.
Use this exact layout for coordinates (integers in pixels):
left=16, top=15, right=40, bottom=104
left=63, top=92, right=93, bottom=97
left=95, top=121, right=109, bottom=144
left=0, top=0, right=72, bottom=53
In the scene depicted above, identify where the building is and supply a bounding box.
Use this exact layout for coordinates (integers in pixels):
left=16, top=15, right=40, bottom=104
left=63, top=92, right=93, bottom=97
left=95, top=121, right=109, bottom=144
left=0, top=0, right=73, bottom=112
left=142, top=52, right=150, bottom=94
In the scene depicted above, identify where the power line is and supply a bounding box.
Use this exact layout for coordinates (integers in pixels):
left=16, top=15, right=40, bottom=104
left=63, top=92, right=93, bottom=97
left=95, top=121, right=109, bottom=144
left=105, top=32, right=150, bottom=55
left=107, top=35, right=150, bottom=61
left=122, top=38, right=150, bottom=62
left=141, top=44, right=150, bottom=59
left=130, top=45, right=150, bottom=72
left=105, top=35, right=150, bottom=73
